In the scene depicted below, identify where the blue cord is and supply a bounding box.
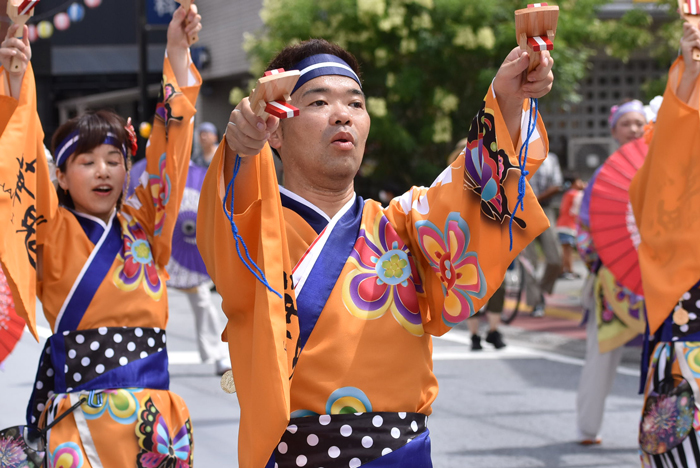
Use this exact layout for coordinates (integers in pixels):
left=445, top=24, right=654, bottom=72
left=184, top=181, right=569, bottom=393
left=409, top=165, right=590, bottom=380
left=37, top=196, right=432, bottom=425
left=508, top=97, right=539, bottom=251
left=223, top=155, right=282, bottom=298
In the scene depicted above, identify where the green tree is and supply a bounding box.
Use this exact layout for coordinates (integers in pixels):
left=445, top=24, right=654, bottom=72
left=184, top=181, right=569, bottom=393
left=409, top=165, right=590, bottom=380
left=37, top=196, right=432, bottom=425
left=241, top=0, right=676, bottom=189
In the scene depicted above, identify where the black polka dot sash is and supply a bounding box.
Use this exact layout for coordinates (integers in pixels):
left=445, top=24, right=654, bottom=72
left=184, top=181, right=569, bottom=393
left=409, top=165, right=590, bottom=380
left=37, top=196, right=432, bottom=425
left=27, top=327, right=169, bottom=426
left=273, top=412, right=428, bottom=468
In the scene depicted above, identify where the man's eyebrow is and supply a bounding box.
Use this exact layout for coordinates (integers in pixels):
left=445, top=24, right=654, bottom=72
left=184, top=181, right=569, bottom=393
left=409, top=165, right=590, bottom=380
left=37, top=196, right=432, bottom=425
left=301, top=87, right=330, bottom=98
left=301, top=87, right=365, bottom=99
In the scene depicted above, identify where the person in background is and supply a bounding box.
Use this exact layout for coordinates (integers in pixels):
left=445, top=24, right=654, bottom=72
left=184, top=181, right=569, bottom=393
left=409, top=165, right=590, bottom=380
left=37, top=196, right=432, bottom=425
left=557, top=174, right=585, bottom=280
left=467, top=283, right=507, bottom=350
left=191, top=121, right=219, bottom=168
left=524, top=152, right=564, bottom=317
left=186, top=121, right=230, bottom=375
left=575, top=98, right=647, bottom=446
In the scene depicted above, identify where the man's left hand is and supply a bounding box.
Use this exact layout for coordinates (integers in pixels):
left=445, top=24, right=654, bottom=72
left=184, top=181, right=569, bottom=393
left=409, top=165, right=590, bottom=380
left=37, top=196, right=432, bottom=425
left=493, top=47, right=554, bottom=111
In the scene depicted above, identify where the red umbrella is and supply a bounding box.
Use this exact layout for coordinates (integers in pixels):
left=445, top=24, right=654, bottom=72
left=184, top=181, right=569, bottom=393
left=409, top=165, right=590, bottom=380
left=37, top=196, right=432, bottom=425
left=590, top=137, right=648, bottom=296
left=0, top=266, right=24, bottom=364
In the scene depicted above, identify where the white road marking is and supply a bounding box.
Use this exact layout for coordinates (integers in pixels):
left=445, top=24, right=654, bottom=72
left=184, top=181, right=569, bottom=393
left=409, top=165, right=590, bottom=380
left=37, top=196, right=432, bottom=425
left=28, top=325, right=640, bottom=376
left=434, top=330, right=640, bottom=377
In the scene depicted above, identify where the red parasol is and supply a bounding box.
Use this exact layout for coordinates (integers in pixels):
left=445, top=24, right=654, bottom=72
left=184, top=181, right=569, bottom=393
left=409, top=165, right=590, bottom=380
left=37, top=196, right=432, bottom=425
left=589, top=138, right=648, bottom=296
left=0, top=265, right=24, bottom=364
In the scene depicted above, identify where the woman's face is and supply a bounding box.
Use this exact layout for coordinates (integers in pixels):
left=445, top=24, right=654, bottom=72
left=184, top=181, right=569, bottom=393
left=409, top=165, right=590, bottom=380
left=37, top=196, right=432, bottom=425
left=56, top=144, right=126, bottom=223
left=611, top=111, right=646, bottom=146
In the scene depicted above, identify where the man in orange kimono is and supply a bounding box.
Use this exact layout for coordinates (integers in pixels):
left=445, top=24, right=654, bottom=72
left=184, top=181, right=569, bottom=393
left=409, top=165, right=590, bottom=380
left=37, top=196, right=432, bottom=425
left=198, top=39, right=554, bottom=467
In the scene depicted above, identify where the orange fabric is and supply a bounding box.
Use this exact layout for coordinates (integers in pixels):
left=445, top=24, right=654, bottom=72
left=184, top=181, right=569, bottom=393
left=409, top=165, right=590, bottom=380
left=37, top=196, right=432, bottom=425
left=1, top=58, right=201, bottom=468
left=197, top=86, right=550, bottom=468
left=198, top=145, right=299, bottom=468
left=0, top=64, right=45, bottom=339
left=629, top=58, right=700, bottom=334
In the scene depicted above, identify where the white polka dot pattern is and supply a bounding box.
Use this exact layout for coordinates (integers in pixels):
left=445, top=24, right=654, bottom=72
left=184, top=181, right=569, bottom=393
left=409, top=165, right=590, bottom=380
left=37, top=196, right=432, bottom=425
left=27, top=327, right=168, bottom=426
left=673, top=285, right=700, bottom=339
left=273, top=412, right=427, bottom=467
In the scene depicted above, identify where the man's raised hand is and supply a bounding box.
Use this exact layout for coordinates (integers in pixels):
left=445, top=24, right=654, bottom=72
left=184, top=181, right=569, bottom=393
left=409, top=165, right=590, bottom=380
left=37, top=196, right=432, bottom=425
left=225, top=98, right=279, bottom=157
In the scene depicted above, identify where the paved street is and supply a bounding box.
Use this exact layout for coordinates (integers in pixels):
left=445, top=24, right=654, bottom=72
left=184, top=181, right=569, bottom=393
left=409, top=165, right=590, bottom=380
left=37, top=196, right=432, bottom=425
left=1, top=273, right=644, bottom=467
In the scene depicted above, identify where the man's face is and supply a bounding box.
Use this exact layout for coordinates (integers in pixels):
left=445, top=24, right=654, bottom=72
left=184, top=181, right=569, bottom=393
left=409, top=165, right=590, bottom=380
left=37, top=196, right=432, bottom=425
left=269, top=75, right=370, bottom=188
left=199, top=130, right=218, bottom=149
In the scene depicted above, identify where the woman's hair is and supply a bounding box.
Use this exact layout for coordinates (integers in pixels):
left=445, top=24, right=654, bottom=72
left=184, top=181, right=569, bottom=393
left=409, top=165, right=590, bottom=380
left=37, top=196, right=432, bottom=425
left=51, top=109, right=132, bottom=210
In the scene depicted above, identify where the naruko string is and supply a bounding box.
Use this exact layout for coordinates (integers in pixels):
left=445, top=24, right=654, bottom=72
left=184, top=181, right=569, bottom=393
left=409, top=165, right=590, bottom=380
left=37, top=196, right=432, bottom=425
left=223, top=155, right=282, bottom=298
left=508, top=97, right=539, bottom=251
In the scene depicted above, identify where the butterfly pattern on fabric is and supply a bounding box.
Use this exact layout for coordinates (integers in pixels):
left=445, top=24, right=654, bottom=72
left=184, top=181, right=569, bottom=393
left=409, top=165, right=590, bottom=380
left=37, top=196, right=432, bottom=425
left=155, top=78, right=184, bottom=139
left=463, top=102, right=526, bottom=229
left=135, top=397, right=193, bottom=468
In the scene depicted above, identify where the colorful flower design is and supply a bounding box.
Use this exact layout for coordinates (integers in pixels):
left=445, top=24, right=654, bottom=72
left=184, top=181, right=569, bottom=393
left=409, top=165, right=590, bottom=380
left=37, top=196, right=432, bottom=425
left=342, top=212, right=425, bottom=336
left=136, top=397, right=193, bottom=468
left=114, top=219, right=163, bottom=300
left=416, top=212, right=486, bottom=326
left=81, top=389, right=141, bottom=424
left=149, top=153, right=171, bottom=236
left=48, top=442, right=83, bottom=468
left=0, top=435, right=28, bottom=468
left=463, top=103, right=525, bottom=229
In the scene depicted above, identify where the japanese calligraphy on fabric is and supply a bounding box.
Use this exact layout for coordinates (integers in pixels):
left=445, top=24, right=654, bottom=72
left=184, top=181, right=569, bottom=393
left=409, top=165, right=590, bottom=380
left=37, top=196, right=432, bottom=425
left=2, top=156, right=46, bottom=269
left=0, top=65, right=47, bottom=339
left=284, top=271, right=301, bottom=379
left=463, top=103, right=526, bottom=229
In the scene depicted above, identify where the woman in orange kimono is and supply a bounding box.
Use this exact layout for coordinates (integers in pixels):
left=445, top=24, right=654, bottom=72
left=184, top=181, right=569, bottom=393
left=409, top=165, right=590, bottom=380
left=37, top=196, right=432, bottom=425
left=630, top=21, right=700, bottom=467
left=198, top=39, right=554, bottom=467
left=0, top=6, right=202, bottom=468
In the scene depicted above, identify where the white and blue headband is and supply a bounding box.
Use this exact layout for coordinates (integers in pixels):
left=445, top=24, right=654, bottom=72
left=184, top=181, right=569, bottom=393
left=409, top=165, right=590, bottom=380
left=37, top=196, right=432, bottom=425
left=290, top=54, right=361, bottom=94
left=54, top=130, right=127, bottom=168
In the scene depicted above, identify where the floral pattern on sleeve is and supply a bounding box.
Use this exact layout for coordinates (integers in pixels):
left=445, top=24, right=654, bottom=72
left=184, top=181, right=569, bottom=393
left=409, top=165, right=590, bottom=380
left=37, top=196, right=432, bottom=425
left=148, top=153, right=171, bottom=237
left=342, top=212, right=425, bottom=336
left=416, top=212, right=486, bottom=326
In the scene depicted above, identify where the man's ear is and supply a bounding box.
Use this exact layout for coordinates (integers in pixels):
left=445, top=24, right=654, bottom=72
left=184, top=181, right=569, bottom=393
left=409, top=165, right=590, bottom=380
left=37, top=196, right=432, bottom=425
left=268, top=121, right=283, bottom=150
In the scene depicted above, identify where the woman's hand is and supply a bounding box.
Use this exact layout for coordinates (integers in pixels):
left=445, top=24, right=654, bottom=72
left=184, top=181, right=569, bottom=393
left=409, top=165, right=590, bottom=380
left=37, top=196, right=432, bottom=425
left=677, top=22, right=700, bottom=105
left=166, top=4, right=202, bottom=55
left=0, top=25, right=32, bottom=99
left=492, top=47, right=555, bottom=144
left=166, top=4, right=202, bottom=86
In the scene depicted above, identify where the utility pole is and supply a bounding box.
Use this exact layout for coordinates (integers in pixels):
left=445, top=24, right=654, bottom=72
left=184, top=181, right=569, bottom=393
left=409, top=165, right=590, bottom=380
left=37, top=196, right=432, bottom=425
left=136, top=0, right=148, bottom=124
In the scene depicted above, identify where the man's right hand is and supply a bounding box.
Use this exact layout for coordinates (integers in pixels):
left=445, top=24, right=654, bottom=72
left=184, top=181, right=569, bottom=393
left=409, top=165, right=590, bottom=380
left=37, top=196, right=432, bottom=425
left=225, top=97, right=280, bottom=157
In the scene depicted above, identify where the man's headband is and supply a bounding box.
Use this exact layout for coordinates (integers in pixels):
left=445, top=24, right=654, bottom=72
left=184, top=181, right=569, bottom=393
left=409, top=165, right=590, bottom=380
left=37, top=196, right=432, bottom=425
left=609, top=100, right=645, bottom=129
left=290, top=54, right=362, bottom=94
left=55, top=130, right=127, bottom=168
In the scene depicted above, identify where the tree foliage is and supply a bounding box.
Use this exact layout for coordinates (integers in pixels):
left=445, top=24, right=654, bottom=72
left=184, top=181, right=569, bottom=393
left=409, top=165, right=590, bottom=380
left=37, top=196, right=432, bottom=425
left=241, top=0, right=677, bottom=188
